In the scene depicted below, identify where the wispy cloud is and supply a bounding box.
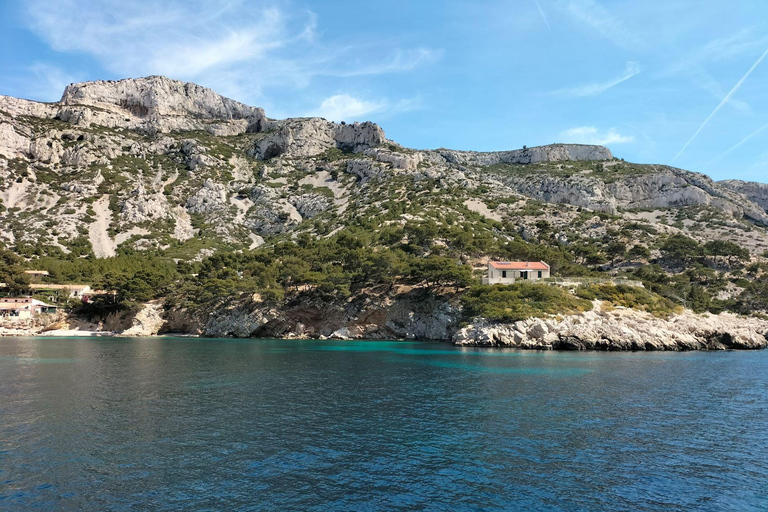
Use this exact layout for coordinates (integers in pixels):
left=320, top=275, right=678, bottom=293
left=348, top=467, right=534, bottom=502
left=25, top=63, right=78, bottom=101
left=672, top=46, right=768, bottom=162
left=559, top=126, right=634, bottom=145
left=308, top=94, right=423, bottom=123
left=559, top=0, right=644, bottom=50
left=708, top=121, right=768, bottom=166
left=546, top=61, right=640, bottom=97
left=326, top=48, right=443, bottom=78
left=22, top=0, right=440, bottom=106
left=664, top=29, right=768, bottom=115
left=534, top=0, right=553, bottom=35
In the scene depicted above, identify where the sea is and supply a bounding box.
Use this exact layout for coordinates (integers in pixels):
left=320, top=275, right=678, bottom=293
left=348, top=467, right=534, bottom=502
left=1, top=337, right=767, bottom=511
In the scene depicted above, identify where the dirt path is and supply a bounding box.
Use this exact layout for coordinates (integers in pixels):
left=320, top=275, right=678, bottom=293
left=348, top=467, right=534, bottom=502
left=88, top=195, right=116, bottom=258
left=172, top=205, right=195, bottom=241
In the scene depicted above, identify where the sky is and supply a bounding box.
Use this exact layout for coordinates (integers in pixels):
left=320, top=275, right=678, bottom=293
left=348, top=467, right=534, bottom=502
left=1, top=0, right=768, bottom=182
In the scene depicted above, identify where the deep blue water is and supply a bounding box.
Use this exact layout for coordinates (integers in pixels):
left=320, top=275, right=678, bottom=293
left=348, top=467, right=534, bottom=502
left=1, top=337, right=767, bottom=511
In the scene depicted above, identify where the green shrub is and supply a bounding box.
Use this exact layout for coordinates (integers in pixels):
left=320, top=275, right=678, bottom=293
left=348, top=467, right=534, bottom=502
left=462, top=283, right=592, bottom=323
left=576, top=284, right=681, bottom=317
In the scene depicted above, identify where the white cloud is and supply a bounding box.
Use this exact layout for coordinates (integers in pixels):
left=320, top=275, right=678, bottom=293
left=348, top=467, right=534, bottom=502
left=25, top=63, right=78, bottom=101
left=547, top=61, right=641, bottom=97
left=22, top=0, right=440, bottom=107
left=559, top=126, right=634, bottom=145
left=309, top=94, right=423, bottom=122
left=313, top=95, right=386, bottom=122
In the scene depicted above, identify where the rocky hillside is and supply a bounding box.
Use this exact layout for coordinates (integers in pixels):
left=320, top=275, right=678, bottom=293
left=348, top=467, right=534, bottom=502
left=2, top=76, right=768, bottom=347
left=2, top=75, right=768, bottom=260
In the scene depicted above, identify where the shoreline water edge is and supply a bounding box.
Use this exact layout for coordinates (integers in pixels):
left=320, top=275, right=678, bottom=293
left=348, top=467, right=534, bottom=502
left=2, top=304, right=766, bottom=351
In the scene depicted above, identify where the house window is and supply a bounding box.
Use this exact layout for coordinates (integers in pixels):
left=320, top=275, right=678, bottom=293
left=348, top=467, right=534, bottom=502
left=502, top=271, right=507, bottom=278
left=538, top=271, right=542, bottom=278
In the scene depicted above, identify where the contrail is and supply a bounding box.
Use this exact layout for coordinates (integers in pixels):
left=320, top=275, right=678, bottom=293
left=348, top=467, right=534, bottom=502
left=708, top=121, right=768, bottom=165
left=672, top=46, right=768, bottom=163
left=535, top=0, right=553, bottom=35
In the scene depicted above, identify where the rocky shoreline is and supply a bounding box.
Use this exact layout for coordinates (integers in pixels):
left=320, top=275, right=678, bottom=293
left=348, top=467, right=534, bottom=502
left=454, top=308, right=768, bottom=351
left=3, top=300, right=767, bottom=351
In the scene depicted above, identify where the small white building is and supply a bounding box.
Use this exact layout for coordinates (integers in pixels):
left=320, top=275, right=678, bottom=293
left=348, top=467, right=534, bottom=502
left=29, top=284, right=92, bottom=299
left=0, top=297, right=57, bottom=319
left=483, top=261, right=551, bottom=285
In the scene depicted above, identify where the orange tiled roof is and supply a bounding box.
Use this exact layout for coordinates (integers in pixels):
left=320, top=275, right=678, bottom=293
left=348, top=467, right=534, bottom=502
left=489, top=261, right=549, bottom=270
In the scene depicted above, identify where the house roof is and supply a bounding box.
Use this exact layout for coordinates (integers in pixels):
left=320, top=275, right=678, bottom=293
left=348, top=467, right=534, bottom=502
left=29, top=284, right=91, bottom=291
left=489, top=261, right=549, bottom=270
left=0, top=298, right=55, bottom=309
left=0, top=297, right=33, bottom=303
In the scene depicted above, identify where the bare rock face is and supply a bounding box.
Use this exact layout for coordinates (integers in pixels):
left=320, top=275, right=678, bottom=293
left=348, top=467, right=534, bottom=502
left=0, top=122, right=30, bottom=158
left=120, top=184, right=170, bottom=223
left=186, top=179, right=228, bottom=214
left=436, top=144, right=613, bottom=166
left=60, top=76, right=266, bottom=134
left=346, top=159, right=388, bottom=182
left=454, top=309, right=768, bottom=350
left=119, top=303, right=166, bottom=336
left=289, top=193, right=331, bottom=219
left=720, top=180, right=768, bottom=212
left=364, top=147, right=423, bottom=170
left=494, top=165, right=768, bottom=224
left=203, top=305, right=282, bottom=338
left=254, top=118, right=385, bottom=159
left=334, top=121, right=386, bottom=152
left=383, top=293, right=458, bottom=340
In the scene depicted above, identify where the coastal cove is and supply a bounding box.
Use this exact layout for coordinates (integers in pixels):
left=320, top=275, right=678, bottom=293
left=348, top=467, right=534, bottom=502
left=2, top=336, right=768, bottom=511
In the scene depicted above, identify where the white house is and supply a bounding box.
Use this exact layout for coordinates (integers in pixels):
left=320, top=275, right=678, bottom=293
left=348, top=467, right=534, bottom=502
left=29, top=284, right=92, bottom=300
left=0, top=297, right=57, bottom=319
left=483, top=261, right=550, bottom=285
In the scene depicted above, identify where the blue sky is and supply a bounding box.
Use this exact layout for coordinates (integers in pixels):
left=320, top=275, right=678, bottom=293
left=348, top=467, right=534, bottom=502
left=1, top=0, right=768, bottom=182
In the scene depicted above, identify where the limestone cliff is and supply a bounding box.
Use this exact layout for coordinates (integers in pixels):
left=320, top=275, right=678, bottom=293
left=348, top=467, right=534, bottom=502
left=436, top=143, right=613, bottom=166
left=1, top=74, right=768, bottom=283
left=720, top=180, right=768, bottom=212
left=453, top=309, right=768, bottom=351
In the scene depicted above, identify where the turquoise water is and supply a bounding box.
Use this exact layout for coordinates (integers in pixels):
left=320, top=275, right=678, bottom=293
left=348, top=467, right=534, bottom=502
left=1, top=337, right=767, bottom=511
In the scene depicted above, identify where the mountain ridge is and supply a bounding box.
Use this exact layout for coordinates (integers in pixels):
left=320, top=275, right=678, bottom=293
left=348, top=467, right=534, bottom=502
left=1, top=75, right=768, bottom=260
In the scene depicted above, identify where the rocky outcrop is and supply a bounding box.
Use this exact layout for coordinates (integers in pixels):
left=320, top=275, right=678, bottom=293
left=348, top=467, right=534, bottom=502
left=364, top=147, right=423, bottom=170
left=496, top=165, right=768, bottom=224
left=289, top=193, right=331, bottom=219
left=453, top=309, right=768, bottom=350
left=436, top=144, right=613, bottom=166
left=0, top=122, right=30, bottom=158
left=1, top=76, right=265, bottom=136
left=60, top=76, right=266, bottom=134
left=346, top=158, right=388, bottom=181
left=720, top=180, right=768, bottom=212
left=203, top=304, right=282, bottom=338
left=121, top=184, right=170, bottom=223
left=119, top=303, right=166, bottom=336
left=254, top=118, right=385, bottom=159
left=186, top=179, right=228, bottom=214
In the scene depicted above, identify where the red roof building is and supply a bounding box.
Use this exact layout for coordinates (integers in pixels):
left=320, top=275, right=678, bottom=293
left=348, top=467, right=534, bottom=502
left=484, top=261, right=550, bottom=284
